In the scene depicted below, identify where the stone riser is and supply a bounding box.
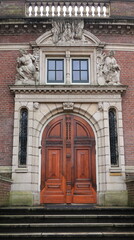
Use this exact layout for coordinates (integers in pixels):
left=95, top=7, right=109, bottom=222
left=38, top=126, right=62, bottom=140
left=0, top=214, right=134, bottom=223
left=0, top=207, right=134, bottom=240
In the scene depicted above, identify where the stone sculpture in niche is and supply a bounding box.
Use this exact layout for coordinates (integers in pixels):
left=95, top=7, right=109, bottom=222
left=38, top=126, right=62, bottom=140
left=97, top=50, right=120, bottom=85
left=51, top=20, right=84, bottom=44
left=16, top=49, right=39, bottom=85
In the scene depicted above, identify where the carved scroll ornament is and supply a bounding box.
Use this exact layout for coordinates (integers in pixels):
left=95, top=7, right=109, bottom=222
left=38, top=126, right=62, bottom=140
left=97, top=50, right=121, bottom=85
left=15, top=49, right=39, bottom=85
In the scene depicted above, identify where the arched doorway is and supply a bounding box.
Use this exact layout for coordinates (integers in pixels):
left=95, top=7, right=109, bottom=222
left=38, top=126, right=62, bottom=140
left=40, top=114, right=96, bottom=204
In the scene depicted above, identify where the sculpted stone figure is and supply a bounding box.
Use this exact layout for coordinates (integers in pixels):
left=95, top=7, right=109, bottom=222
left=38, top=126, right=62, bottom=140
left=51, top=20, right=84, bottom=44
left=103, top=51, right=120, bottom=84
left=16, top=49, right=39, bottom=85
left=97, top=49, right=106, bottom=85
left=97, top=50, right=120, bottom=85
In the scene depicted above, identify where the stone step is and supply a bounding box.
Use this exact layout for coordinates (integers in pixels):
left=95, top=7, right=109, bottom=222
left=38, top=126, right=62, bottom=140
left=0, top=214, right=134, bottom=223
left=0, top=222, right=134, bottom=233
left=0, top=232, right=134, bottom=240
left=1, top=206, right=134, bottom=215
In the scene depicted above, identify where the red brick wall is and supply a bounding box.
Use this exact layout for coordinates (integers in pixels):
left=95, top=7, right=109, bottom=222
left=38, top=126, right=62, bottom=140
left=111, top=1, right=134, bottom=17
left=116, top=51, right=134, bottom=166
left=0, top=51, right=18, bottom=166
left=0, top=179, right=11, bottom=205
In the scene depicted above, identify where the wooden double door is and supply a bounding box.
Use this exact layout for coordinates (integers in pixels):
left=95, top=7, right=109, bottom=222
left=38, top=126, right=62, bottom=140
left=40, top=114, right=96, bottom=204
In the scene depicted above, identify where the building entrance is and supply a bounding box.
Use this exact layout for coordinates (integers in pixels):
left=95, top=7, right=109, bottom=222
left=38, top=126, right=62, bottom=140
left=40, top=114, right=96, bottom=203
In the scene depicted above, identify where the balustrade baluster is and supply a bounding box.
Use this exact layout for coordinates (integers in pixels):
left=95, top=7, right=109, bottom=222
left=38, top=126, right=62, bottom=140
left=88, top=3, right=92, bottom=17
left=105, top=3, right=109, bottom=17
left=48, top=2, right=52, bottom=17
left=100, top=3, right=104, bottom=17
left=94, top=3, right=98, bottom=17
left=25, top=1, right=110, bottom=18
left=77, top=3, right=81, bottom=17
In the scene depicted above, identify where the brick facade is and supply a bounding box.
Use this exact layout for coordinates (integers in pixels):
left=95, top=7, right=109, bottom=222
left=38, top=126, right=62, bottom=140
left=0, top=0, right=134, bottom=206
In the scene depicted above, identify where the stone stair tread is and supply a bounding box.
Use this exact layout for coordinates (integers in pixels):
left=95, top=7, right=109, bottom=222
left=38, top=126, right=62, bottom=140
left=0, top=222, right=134, bottom=227
left=1, top=214, right=134, bottom=218
left=0, top=232, right=134, bottom=236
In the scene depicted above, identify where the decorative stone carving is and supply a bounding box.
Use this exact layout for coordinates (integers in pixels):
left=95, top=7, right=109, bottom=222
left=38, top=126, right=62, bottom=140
left=98, top=102, right=104, bottom=112
left=33, top=102, right=39, bottom=110
left=97, top=50, right=121, bottom=85
left=97, top=49, right=106, bottom=85
left=51, top=20, right=84, bottom=44
left=15, top=49, right=39, bottom=85
left=63, top=102, right=74, bottom=111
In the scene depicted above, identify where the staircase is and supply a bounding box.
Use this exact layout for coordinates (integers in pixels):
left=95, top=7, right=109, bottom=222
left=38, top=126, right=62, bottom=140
left=0, top=205, right=134, bottom=240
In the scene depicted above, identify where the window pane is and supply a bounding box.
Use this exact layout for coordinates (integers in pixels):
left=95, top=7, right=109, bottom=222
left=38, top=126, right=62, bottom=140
left=56, top=60, right=63, bottom=70
left=48, top=60, right=55, bottom=70
left=48, top=71, right=55, bottom=81
left=81, top=71, right=88, bottom=81
left=109, top=108, right=119, bottom=166
left=56, top=71, right=63, bottom=82
left=73, top=71, right=80, bottom=81
left=19, top=108, right=28, bottom=166
left=81, top=60, right=88, bottom=70
left=73, top=61, right=80, bottom=70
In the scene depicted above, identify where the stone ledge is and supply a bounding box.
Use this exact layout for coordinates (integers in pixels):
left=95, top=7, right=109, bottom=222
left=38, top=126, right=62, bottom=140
left=9, top=84, right=128, bottom=95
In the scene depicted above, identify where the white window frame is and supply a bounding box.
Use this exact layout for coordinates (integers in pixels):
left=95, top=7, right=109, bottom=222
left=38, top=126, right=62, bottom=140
left=46, top=58, right=65, bottom=84
left=40, top=48, right=96, bottom=85
left=71, top=57, right=90, bottom=84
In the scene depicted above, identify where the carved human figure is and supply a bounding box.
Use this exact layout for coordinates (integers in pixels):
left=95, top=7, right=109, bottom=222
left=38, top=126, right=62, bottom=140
left=103, top=50, right=120, bottom=84
left=74, top=20, right=84, bottom=40
left=51, top=21, right=61, bottom=43
left=16, top=49, right=39, bottom=85
left=62, top=22, right=74, bottom=42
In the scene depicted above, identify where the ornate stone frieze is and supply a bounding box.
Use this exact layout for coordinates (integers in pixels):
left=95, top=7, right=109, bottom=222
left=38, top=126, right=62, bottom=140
left=15, top=49, right=39, bottom=85
left=97, top=49, right=121, bottom=85
left=51, top=19, right=84, bottom=44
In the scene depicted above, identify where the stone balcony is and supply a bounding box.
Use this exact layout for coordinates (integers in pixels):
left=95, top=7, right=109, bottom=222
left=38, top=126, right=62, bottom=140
left=25, top=1, right=110, bottom=18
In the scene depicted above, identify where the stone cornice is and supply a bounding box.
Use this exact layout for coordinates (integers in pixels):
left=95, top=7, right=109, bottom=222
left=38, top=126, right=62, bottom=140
left=9, top=85, right=127, bottom=95
left=0, top=19, right=133, bottom=35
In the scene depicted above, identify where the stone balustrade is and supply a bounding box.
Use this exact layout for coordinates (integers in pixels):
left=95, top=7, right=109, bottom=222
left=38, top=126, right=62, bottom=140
left=25, top=1, right=110, bottom=18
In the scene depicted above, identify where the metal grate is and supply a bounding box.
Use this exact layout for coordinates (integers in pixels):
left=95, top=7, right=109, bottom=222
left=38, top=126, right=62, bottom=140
left=18, top=108, right=28, bottom=166
left=109, top=108, right=119, bottom=166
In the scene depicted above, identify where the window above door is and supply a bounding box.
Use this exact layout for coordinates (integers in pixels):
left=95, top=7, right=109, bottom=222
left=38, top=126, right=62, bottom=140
left=47, top=59, right=64, bottom=83
left=46, top=58, right=90, bottom=84
left=72, top=59, right=89, bottom=83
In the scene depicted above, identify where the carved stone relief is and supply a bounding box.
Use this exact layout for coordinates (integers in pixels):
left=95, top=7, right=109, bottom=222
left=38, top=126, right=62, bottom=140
left=97, top=49, right=121, bottom=85
left=63, top=102, right=74, bottom=111
left=51, top=19, right=84, bottom=44
left=15, top=49, right=39, bottom=85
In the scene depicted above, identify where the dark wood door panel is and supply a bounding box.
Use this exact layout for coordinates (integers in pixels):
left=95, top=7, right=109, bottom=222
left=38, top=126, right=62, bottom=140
left=41, top=114, right=96, bottom=204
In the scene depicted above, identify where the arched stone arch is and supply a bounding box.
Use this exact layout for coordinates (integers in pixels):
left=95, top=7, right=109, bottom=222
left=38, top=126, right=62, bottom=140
left=33, top=103, right=105, bottom=202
